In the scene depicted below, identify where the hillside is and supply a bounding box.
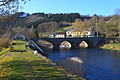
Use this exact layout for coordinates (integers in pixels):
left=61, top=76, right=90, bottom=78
left=0, top=12, right=120, bottom=38
left=11, top=12, right=91, bottom=28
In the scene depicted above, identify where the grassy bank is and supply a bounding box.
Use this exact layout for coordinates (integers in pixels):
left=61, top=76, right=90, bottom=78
left=101, top=43, right=120, bottom=51
left=0, top=40, right=82, bottom=80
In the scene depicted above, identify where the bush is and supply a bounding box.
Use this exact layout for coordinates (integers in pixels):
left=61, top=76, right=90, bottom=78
left=0, top=38, right=11, bottom=48
left=0, top=47, right=2, bottom=52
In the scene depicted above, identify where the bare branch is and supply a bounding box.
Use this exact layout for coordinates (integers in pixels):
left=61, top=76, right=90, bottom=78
left=0, top=0, right=16, bottom=6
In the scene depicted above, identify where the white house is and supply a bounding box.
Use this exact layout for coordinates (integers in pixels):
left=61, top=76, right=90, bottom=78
left=66, top=29, right=73, bottom=37
left=55, top=34, right=65, bottom=38
left=66, top=27, right=95, bottom=37
left=49, top=33, right=65, bottom=38
left=66, top=27, right=77, bottom=37
left=49, top=33, right=58, bottom=38
left=86, top=27, right=95, bottom=37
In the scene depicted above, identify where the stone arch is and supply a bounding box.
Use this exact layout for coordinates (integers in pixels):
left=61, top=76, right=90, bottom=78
left=38, top=40, right=54, bottom=49
left=79, top=40, right=92, bottom=48
left=60, top=41, right=72, bottom=49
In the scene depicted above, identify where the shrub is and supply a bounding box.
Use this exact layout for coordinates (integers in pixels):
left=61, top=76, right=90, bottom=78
left=0, top=38, right=11, bottom=48
left=0, top=47, right=2, bottom=52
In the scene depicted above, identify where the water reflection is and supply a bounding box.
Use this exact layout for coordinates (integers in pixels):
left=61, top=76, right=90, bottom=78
left=47, top=48, right=120, bottom=80
left=57, top=57, right=85, bottom=77
left=60, top=41, right=72, bottom=48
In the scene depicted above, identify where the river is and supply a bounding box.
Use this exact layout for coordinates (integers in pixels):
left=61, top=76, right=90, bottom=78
left=46, top=48, right=120, bottom=80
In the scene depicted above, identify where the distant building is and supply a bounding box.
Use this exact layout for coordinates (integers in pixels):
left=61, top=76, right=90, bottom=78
left=55, top=34, right=65, bottom=38
left=71, top=30, right=81, bottom=37
left=86, top=27, right=95, bottom=37
left=66, top=27, right=82, bottom=37
left=12, top=34, right=27, bottom=40
left=49, top=33, right=58, bottom=38
left=49, top=27, right=95, bottom=38
left=66, top=27, right=80, bottom=37
left=66, top=27, right=95, bottom=37
left=66, top=29, right=73, bottom=37
left=49, top=32, right=65, bottom=38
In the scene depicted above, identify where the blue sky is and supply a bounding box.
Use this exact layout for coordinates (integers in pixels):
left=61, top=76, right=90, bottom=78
left=19, top=0, right=120, bottom=16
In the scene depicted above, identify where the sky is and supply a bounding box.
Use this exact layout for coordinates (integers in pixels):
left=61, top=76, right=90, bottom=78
left=19, top=0, right=120, bottom=16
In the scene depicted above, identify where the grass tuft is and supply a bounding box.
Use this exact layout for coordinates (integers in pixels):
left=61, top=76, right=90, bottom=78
left=101, top=43, right=120, bottom=51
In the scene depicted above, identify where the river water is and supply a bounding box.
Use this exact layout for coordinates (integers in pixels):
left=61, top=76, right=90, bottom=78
left=46, top=48, right=120, bottom=80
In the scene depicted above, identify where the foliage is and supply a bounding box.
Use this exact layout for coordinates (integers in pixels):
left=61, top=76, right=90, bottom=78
left=11, top=27, right=30, bottom=36
left=72, top=18, right=92, bottom=31
left=0, top=0, right=30, bottom=38
left=97, top=15, right=120, bottom=37
left=48, top=13, right=81, bottom=22
left=9, top=13, right=91, bottom=28
left=0, top=38, right=11, bottom=48
left=71, top=14, right=120, bottom=37
left=101, top=43, right=120, bottom=51
left=37, top=21, right=59, bottom=33
left=28, top=25, right=39, bottom=38
left=1, top=9, right=120, bottom=38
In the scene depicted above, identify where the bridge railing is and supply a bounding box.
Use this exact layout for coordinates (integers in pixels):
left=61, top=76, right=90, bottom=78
left=27, top=37, right=43, bottom=53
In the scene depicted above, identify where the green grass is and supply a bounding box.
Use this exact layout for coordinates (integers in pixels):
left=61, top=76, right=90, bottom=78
left=13, top=40, right=26, bottom=51
left=0, top=48, right=9, bottom=56
left=56, top=26, right=74, bottom=33
left=0, top=40, right=74, bottom=80
left=101, top=43, right=120, bottom=51
left=63, top=26, right=74, bottom=30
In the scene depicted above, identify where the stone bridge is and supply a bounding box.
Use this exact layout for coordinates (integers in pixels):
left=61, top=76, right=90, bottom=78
left=32, top=37, right=105, bottom=50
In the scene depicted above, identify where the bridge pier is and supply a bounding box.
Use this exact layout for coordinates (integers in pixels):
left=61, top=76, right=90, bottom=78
left=71, top=42, right=80, bottom=49
left=52, top=43, right=61, bottom=50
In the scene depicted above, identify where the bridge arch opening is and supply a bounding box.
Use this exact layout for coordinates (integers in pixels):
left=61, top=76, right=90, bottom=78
left=60, top=41, right=72, bottom=49
left=79, top=41, right=90, bottom=48
left=38, top=40, right=53, bottom=49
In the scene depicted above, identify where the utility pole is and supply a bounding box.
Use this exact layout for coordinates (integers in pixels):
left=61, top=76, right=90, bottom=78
left=118, top=15, right=120, bottom=38
left=96, top=16, right=99, bottom=37
left=119, top=22, right=120, bottom=37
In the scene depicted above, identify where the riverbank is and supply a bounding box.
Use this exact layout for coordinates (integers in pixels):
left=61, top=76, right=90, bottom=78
left=101, top=43, right=120, bottom=51
left=0, top=40, right=83, bottom=80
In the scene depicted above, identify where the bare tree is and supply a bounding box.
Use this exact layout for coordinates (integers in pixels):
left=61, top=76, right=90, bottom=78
left=38, top=22, right=59, bottom=33
left=0, top=0, right=30, bottom=16
left=0, top=0, right=30, bottom=37
left=0, top=0, right=30, bottom=6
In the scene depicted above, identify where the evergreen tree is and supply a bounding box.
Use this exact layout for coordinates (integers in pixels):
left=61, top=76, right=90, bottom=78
left=29, top=25, right=39, bottom=38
